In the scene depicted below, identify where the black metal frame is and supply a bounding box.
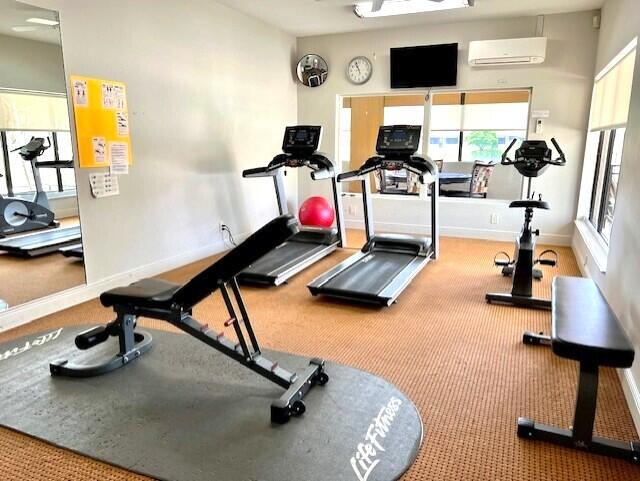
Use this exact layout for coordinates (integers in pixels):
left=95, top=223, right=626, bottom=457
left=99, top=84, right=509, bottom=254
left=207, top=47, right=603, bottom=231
left=518, top=360, right=640, bottom=463
left=50, top=276, right=328, bottom=424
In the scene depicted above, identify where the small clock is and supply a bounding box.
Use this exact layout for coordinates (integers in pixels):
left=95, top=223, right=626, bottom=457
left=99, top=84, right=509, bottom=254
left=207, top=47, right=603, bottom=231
left=347, top=56, right=373, bottom=85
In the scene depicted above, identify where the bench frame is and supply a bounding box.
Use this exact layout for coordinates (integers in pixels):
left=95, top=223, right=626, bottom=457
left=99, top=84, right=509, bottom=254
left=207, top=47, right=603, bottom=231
left=518, top=359, right=640, bottom=463
left=518, top=276, right=640, bottom=463
left=50, top=278, right=328, bottom=424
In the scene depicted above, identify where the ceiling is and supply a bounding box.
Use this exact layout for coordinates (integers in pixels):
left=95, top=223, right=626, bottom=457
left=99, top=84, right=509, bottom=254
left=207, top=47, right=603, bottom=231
left=0, top=0, right=61, bottom=44
left=215, top=0, right=604, bottom=37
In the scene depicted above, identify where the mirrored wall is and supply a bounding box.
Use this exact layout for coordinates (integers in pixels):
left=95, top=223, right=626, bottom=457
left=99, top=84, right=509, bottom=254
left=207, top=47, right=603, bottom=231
left=0, top=0, right=85, bottom=312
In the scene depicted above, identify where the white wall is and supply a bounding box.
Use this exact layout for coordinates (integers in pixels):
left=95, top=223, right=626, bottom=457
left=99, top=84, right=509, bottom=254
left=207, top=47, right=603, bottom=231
left=572, top=0, right=640, bottom=430
left=0, top=33, right=65, bottom=93
left=297, top=11, right=599, bottom=245
left=24, top=0, right=299, bottom=284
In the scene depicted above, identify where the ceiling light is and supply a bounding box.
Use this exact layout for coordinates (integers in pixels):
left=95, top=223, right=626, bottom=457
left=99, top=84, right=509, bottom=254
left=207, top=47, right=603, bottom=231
left=11, top=26, right=39, bottom=32
left=26, top=17, right=59, bottom=26
left=354, top=0, right=474, bottom=18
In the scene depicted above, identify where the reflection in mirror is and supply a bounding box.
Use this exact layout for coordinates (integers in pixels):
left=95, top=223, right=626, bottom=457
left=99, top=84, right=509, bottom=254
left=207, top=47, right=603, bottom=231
left=338, top=90, right=528, bottom=200
left=0, top=0, right=85, bottom=311
left=297, top=54, right=329, bottom=88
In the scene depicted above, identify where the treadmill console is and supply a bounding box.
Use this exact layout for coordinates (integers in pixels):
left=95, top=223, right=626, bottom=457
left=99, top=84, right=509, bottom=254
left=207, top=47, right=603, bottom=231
left=282, top=126, right=322, bottom=158
left=376, top=125, right=421, bottom=158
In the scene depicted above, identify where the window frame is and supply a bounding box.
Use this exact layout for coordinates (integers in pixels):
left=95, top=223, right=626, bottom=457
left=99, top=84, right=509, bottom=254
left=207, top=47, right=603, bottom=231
left=587, top=128, right=626, bottom=244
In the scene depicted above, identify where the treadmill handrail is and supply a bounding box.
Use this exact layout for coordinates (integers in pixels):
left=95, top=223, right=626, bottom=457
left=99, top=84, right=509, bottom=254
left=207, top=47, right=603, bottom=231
left=243, top=153, right=336, bottom=180
left=337, top=155, right=436, bottom=184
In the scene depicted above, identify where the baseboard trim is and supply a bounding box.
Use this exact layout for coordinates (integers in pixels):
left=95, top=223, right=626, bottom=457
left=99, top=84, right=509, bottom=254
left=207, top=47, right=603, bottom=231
left=619, top=369, right=640, bottom=437
left=0, top=235, right=247, bottom=334
left=344, top=219, right=571, bottom=245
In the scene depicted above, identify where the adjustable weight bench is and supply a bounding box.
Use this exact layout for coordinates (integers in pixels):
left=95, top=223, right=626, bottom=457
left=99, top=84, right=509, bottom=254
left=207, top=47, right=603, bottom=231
left=518, top=276, right=640, bottom=463
left=50, top=215, right=328, bottom=424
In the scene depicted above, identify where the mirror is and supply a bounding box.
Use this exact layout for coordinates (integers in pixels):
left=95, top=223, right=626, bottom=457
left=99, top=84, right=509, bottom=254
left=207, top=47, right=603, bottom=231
left=297, top=54, right=329, bottom=88
left=0, top=0, right=85, bottom=312
left=339, top=91, right=529, bottom=200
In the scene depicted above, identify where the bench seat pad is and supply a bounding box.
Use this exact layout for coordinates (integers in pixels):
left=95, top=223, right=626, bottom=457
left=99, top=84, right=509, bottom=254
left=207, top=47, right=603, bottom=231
left=552, top=276, right=634, bottom=368
left=101, top=278, right=180, bottom=309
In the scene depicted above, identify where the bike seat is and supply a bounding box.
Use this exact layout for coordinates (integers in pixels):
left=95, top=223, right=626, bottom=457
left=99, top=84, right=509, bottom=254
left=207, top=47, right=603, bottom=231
left=509, top=200, right=549, bottom=210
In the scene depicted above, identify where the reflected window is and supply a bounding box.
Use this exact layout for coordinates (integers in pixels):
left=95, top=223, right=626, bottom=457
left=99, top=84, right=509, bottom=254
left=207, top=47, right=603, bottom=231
left=1, top=130, right=75, bottom=196
left=427, top=90, right=529, bottom=163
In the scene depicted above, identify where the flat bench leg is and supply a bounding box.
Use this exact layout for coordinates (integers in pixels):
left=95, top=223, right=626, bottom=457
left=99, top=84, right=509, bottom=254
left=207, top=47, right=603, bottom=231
left=518, top=362, right=640, bottom=464
left=50, top=313, right=153, bottom=378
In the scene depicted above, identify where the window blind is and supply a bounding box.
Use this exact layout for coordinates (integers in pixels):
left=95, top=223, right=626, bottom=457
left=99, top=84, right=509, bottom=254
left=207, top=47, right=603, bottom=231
left=0, top=91, right=70, bottom=131
left=589, top=45, right=636, bottom=131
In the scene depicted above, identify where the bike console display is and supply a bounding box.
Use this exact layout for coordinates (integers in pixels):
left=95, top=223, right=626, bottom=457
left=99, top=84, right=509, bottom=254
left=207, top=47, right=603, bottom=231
left=282, top=126, right=322, bottom=157
left=376, top=125, right=421, bottom=157
left=503, top=139, right=566, bottom=178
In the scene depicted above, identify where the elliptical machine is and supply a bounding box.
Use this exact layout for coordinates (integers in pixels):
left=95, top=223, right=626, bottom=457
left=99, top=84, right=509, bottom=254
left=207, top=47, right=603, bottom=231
left=0, top=137, right=59, bottom=237
left=485, top=138, right=566, bottom=310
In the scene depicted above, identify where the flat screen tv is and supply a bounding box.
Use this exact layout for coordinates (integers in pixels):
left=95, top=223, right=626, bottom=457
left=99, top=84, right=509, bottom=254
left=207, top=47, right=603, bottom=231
left=390, top=43, right=458, bottom=89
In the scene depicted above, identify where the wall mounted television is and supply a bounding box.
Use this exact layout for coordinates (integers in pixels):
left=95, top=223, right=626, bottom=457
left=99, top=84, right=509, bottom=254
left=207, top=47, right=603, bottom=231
left=390, top=43, right=458, bottom=89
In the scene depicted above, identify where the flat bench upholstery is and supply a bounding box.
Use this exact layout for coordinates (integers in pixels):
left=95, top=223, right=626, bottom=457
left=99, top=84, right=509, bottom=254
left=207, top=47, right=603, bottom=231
left=101, top=215, right=299, bottom=310
left=552, top=276, right=634, bottom=368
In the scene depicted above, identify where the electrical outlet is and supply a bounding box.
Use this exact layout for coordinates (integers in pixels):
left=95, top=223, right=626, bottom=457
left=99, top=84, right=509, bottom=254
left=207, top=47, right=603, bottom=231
left=490, top=213, right=499, bottom=225
left=219, top=221, right=226, bottom=232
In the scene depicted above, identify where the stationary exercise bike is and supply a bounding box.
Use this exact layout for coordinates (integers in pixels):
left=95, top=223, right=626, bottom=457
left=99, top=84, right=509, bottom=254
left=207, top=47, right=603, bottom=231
left=486, top=138, right=566, bottom=310
left=0, top=137, right=59, bottom=238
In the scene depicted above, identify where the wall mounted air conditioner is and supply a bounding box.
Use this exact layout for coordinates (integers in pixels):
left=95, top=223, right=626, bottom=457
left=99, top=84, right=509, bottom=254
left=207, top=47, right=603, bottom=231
left=468, top=37, right=547, bottom=66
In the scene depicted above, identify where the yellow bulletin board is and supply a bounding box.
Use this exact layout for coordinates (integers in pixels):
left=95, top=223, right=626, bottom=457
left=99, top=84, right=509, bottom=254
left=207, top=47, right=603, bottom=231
left=70, top=75, right=132, bottom=171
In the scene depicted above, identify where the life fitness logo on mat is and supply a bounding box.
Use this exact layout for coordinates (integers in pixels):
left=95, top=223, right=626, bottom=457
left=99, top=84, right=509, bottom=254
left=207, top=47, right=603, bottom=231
left=350, top=396, right=403, bottom=481
left=0, top=328, right=63, bottom=362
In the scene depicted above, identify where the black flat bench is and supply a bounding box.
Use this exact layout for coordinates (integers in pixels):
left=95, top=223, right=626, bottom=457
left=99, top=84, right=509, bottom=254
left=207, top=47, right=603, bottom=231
left=518, top=276, right=639, bottom=463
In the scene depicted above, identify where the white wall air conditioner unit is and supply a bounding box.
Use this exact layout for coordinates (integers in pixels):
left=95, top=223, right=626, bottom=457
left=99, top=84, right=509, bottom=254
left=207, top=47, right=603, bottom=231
left=468, top=37, right=547, bottom=66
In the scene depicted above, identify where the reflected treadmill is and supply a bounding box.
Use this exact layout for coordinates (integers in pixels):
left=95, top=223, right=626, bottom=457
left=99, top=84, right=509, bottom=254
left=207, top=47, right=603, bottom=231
left=308, top=125, right=439, bottom=306
left=0, top=225, right=81, bottom=258
left=237, top=126, right=345, bottom=286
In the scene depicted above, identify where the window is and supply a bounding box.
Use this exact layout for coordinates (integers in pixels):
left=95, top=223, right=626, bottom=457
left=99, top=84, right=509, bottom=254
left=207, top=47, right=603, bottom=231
left=583, top=39, right=636, bottom=244
left=427, top=90, right=529, bottom=163
left=587, top=128, right=626, bottom=243
left=1, top=130, right=76, bottom=196
left=0, top=90, right=75, bottom=196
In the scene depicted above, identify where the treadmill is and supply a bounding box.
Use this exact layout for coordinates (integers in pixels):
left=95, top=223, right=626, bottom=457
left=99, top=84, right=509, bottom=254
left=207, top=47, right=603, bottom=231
left=307, top=125, right=439, bottom=306
left=0, top=225, right=81, bottom=257
left=237, top=125, right=345, bottom=286
left=59, top=243, right=84, bottom=260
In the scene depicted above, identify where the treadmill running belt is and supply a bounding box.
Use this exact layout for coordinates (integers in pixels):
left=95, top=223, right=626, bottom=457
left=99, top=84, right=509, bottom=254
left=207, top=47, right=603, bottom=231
left=242, top=241, right=327, bottom=275
left=0, top=226, right=81, bottom=257
left=322, top=251, right=416, bottom=295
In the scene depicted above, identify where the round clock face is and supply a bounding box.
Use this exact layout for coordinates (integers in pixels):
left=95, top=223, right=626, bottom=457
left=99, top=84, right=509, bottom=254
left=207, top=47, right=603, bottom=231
left=347, top=56, right=373, bottom=85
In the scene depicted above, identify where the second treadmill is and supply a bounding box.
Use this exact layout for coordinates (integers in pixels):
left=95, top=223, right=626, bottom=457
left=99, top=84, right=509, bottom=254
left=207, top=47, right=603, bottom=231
left=307, top=125, right=439, bottom=306
left=237, top=126, right=345, bottom=286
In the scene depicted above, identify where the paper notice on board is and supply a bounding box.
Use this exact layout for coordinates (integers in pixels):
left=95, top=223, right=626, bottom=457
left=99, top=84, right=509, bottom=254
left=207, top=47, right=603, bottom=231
left=109, top=142, right=129, bottom=174
left=72, top=79, right=88, bottom=106
left=114, top=85, right=126, bottom=109
left=116, top=111, right=129, bottom=136
left=92, top=137, right=106, bottom=164
left=102, top=83, right=126, bottom=109
left=89, top=172, right=119, bottom=198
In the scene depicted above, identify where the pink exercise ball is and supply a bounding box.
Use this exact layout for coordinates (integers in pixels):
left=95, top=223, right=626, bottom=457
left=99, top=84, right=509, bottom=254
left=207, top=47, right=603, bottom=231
left=299, top=196, right=335, bottom=228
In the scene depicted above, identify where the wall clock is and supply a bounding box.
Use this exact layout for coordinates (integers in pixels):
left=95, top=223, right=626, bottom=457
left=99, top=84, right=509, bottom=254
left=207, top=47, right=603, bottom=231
left=347, top=56, right=373, bottom=85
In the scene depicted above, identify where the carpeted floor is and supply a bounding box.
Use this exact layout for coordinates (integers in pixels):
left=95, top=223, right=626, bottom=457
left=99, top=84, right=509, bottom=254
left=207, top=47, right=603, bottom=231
left=0, top=233, right=638, bottom=481
left=0, top=217, right=85, bottom=307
